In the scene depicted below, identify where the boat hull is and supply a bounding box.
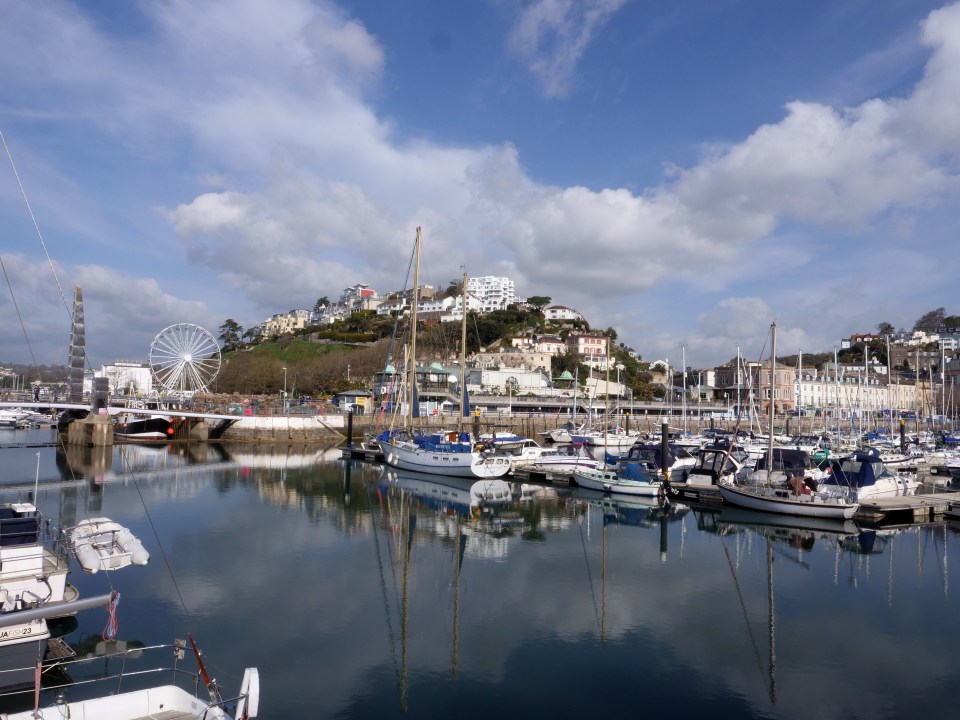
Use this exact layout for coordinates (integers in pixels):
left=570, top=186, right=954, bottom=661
left=377, top=439, right=511, bottom=478
left=718, top=484, right=859, bottom=520
left=0, top=626, right=48, bottom=692
left=572, top=467, right=662, bottom=497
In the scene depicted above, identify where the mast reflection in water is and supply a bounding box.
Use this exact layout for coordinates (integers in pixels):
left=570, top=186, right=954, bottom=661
left=3, top=429, right=959, bottom=719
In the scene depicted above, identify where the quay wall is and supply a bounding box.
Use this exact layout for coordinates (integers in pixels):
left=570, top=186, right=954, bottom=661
left=219, top=415, right=347, bottom=443
left=217, top=411, right=886, bottom=444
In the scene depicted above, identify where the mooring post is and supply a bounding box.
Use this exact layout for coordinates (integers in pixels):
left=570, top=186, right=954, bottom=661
left=346, top=410, right=354, bottom=449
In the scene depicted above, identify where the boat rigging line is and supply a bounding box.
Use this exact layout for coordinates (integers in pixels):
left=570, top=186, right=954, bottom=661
left=1, top=129, right=95, bottom=386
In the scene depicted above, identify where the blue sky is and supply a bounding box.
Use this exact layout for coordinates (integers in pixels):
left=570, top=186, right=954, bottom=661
left=1, top=0, right=958, bottom=373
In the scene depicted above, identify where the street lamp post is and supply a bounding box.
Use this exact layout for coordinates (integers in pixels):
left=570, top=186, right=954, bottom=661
left=282, top=367, right=288, bottom=414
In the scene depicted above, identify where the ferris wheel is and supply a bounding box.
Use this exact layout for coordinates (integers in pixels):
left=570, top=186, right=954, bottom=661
left=149, top=323, right=221, bottom=395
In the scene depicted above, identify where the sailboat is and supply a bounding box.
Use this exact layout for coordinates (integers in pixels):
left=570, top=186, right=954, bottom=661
left=718, top=323, right=860, bottom=520
left=376, top=228, right=511, bottom=479
left=572, top=338, right=662, bottom=496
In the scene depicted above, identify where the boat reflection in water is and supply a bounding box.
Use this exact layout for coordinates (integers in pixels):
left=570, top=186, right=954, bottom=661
left=708, top=505, right=861, bottom=543
left=378, top=467, right=514, bottom=516
left=573, top=487, right=689, bottom=529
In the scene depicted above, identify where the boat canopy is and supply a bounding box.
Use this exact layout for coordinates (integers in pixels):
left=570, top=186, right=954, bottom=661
left=755, top=448, right=812, bottom=478
left=823, top=449, right=889, bottom=489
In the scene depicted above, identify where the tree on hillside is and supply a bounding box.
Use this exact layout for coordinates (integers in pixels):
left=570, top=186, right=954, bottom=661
left=443, top=278, right=464, bottom=298
left=877, top=322, right=895, bottom=336
left=914, top=307, right=945, bottom=332
left=313, top=296, right=330, bottom=314
left=526, top=296, right=552, bottom=313
left=218, top=319, right=243, bottom=350
left=550, top=349, right=583, bottom=379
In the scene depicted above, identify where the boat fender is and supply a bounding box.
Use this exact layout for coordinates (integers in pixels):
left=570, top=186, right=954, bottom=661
left=236, top=667, right=260, bottom=719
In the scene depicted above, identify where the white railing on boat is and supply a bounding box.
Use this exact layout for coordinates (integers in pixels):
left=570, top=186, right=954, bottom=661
left=0, top=639, right=248, bottom=715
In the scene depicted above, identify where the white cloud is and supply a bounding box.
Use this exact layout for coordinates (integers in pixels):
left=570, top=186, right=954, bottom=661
left=506, top=0, right=629, bottom=99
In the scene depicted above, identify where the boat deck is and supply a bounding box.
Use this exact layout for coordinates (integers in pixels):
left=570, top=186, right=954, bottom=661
left=131, top=712, right=195, bottom=720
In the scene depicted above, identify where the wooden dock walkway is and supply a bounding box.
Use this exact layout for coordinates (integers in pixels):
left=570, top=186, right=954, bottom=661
left=855, top=493, right=956, bottom=524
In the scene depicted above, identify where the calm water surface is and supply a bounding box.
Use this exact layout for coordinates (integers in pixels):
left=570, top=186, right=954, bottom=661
left=2, top=429, right=958, bottom=719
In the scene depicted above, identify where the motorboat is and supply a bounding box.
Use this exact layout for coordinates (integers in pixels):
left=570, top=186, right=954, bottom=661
left=616, top=442, right=697, bottom=479
left=572, top=425, right=642, bottom=451
left=571, top=460, right=663, bottom=497
left=821, top=447, right=920, bottom=501
left=666, top=443, right=747, bottom=502
left=484, top=437, right=546, bottom=467
left=0, top=502, right=79, bottom=690
left=114, top=414, right=175, bottom=441
left=526, top=443, right=601, bottom=474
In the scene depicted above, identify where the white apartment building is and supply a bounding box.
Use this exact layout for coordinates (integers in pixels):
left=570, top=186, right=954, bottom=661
left=466, top=276, right=515, bottom=312
left=544, top=305, right=583, bottom=323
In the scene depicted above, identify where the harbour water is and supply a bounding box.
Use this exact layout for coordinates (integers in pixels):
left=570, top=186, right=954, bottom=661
left=2, top=428, right=958, bottom=719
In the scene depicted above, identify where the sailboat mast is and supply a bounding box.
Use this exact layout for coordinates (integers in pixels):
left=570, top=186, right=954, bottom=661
left=460, top=270, right=468, bottom=424
left=834, top=347, right=840, bottom=438
left=887, top=335, right=893, bottom=436
left=942, top=345, right=946, bottom=431
left=681, top=345, right=687, bottom=435
left=797, top=349, right=803, bottom=433
left=766, top=323, right=776, bottom=484
left=408, top=227, right=421, bottom=427
left=736, top=345, right=743, bottom=427
left=604, top=337, right=610, bottom=447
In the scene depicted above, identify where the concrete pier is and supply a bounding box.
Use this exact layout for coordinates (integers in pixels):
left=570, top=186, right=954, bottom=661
left=66, top=413, right=114, bottom=447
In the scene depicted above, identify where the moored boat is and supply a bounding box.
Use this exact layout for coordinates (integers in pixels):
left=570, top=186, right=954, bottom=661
left=69, top=518, right=150, bottom=574
left=717, top=482, right=860, bottom=520
left=715, top=323, right=860, bottom=521
left=115, top=415, right=174, bottom=441
left=571, top=460, right=663, bottom=497
left=526, top=443, right=601, bottom=474
left=821, top=447, right=919, bottom=501
left=1, top=636, right=259, bottom=720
